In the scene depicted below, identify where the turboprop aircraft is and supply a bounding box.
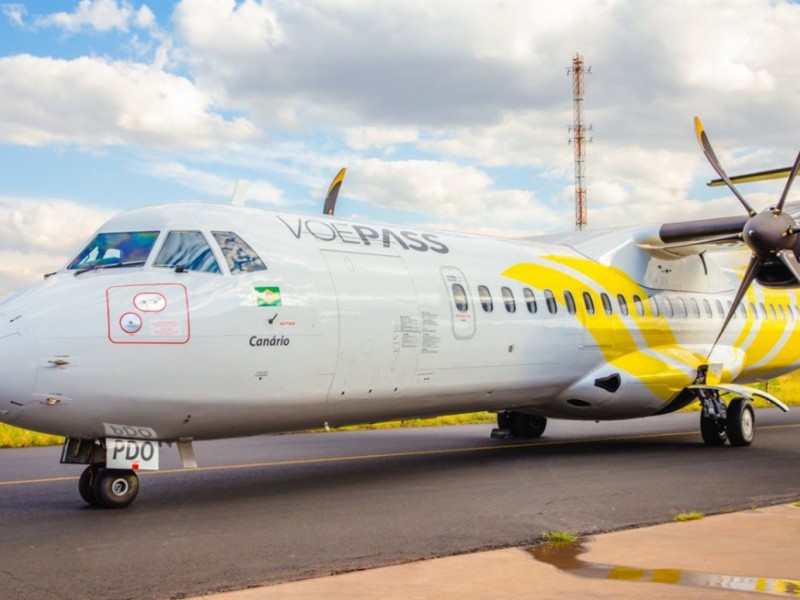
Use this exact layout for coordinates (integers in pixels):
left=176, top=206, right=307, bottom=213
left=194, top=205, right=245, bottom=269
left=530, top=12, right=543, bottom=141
left=0, top=117, right=798, bottom=509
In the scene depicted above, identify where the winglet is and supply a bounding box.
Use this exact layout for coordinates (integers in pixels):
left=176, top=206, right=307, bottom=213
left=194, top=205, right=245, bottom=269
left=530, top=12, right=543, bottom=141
left=323, top=168, right=347, bottom=215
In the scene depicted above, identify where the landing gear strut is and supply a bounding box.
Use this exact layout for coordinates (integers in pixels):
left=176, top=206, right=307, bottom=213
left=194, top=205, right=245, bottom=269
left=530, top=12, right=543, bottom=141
left=698, top=392, right=755, bottom=447
left=496, top=411, right=548, bottom=438
left=79, top=465, right=139, bottom=508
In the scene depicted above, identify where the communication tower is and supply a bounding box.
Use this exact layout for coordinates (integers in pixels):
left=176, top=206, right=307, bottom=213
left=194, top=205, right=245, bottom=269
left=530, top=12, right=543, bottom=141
left=568, top=54, right=591, bottom=231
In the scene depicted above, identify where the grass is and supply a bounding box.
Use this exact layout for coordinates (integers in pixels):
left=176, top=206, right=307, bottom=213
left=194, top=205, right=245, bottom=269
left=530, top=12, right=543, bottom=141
left=541, top=530, right=578, bottom=546
left=329, top=412, right=496, bottom=431
left=673, top=511, right=705, bottom=522
left=0, top=424, right=63, bottom=448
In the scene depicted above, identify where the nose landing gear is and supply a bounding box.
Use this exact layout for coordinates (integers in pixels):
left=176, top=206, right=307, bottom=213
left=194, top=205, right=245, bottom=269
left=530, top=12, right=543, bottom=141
left=78, top=464, right=140, bottom=508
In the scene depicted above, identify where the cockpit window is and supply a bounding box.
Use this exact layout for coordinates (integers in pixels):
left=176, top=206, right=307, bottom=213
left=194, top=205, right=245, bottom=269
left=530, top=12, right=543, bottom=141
left=211, top=231, right=267, bottom=274
left=154, top=231, right=221, bottom=274
left=68, top=231, right=159, bottom=271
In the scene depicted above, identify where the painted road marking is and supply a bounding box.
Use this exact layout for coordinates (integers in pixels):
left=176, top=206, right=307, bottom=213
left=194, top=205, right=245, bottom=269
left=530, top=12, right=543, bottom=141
left=2, top=422, right=800, bottom=487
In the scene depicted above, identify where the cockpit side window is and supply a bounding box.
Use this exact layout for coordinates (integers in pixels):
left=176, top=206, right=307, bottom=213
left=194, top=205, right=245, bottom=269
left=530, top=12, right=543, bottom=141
left=154, top=231, right=221, bottom=274
left=68, top=231, right=159, bottom=270
left=211, top=231, right=267, bottom=274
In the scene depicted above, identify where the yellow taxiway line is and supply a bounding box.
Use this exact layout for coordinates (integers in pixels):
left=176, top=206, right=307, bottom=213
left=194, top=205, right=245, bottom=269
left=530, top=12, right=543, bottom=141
left=2, top=422, right=800, bottom=487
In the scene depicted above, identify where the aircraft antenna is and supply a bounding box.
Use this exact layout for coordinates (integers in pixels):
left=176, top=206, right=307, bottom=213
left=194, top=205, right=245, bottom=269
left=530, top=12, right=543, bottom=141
left=567, top=54, right=592, bottom=231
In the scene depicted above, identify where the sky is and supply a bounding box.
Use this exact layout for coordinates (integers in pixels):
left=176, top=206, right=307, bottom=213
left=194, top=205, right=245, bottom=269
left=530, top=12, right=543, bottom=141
left=1, top=0, right=800, bottom=297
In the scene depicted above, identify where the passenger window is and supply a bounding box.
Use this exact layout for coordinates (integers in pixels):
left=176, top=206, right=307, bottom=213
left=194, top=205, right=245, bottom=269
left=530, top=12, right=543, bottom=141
left=715, top=299, right=724, bottom=318
left=545, top=289, right=557, bottom=314
left=69, top=231, right=160, bottom=271
left=452, top=284, right=468, bottom=312
left=675, top=297, right=688, bottom=318
left=702, top=299, right=712, bottom=318
left=690, top=298, right=701, bottom=318
left=583, top=291, right=595, bottom=315
left=749, top=302, right=758, bottom=319
left=564, top=291, right=576, bottom=315
left=769, top=304, right=777, bottom=320
left=601, top=293, right=613, bottom=316
left=478, top=285, right=493, bottom=312
left=617, top=294, right=629, bottom=316
left=154, top=231, right=220, bottom=274
left=212, top=231, right=267, bottom=273
left=786, top=304, right=794, bottom=320
left=779, top=305, right=786, bottom=320
left=738, top=302, right=746, bottom=319
left=759, top=303, right=767, bottom=319
left=502, top=287, right=516, bottom=313
left=523, top=288, right=537, bottom=314
left=649, top=296, right=660, bottom=317
left=633, top=295, right=644, bottom=317
left=659, top=297, right=674, bottom=318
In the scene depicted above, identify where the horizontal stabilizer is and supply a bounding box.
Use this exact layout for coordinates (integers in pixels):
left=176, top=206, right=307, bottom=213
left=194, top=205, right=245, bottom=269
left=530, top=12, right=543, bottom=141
left=708, top=166, right=792, bottom=187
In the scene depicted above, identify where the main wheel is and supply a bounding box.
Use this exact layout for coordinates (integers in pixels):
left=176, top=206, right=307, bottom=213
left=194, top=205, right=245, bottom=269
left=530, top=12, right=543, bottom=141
left=727, top=397, right=755, bottom=447
left=700, top=412, right=727, bottom=446
left=92, top=468, right=139, bottom=509
left=497, top=411, right=511, bottom=429
left=510, top=413, right=547, bottom=438
left=79, top=465, right=104, bottom=506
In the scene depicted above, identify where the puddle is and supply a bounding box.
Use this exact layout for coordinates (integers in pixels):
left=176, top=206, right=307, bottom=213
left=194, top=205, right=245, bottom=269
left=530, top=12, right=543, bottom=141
left=528, top=539, right=800, bottom=597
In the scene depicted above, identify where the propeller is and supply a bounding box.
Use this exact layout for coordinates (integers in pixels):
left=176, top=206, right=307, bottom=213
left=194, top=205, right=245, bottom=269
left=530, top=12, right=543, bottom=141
left=323, top=168, right=347, bottom=215
left=695, top=116, right=800, bottom=356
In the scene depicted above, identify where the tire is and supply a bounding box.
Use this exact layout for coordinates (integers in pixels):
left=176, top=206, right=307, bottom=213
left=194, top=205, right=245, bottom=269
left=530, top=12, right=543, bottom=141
left=92, top=468, right=139, bottom=509
left=727, top=397, right=755, bottom=447
left=78, top=465, right=101, bottom=507
left=700, top=412, right=727, bottom=446
left=510, top=413, right=547, bottom=438
left=497, top=411, right=511, bottom=429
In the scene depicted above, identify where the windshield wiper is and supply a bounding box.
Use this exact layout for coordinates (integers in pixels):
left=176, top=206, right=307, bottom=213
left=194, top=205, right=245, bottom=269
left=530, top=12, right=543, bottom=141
left=74, top=260, right=146, bottom=276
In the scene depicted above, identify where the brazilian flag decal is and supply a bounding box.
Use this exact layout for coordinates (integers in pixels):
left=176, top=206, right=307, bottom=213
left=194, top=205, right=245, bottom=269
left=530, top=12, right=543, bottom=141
left=255, top=286, right=282, bottom=307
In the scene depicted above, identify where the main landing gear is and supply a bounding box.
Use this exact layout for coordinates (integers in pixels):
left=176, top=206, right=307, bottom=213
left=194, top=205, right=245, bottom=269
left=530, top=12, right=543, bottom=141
left=495, top=411, right=548, bottom=438
left=78, top=465, right=140, bottom=508
left=699, top=392, right=755, bottom=447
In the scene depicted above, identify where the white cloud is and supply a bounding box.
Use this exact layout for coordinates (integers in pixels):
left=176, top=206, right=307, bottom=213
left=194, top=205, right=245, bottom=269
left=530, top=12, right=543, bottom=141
left=144, top=160, right=285, bottom=206
left=0, top=54, right=257, bottom=148
left=1, top=3, right=25, bottom=26
left=34, top=0, right=154, bottom=34
left=0, top=197, right=113, bottom=297
left=344, top=126, right=420, bottom=152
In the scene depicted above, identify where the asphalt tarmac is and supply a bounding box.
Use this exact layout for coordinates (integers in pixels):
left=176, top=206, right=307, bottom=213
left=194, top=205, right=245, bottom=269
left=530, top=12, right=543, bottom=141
left=1, top=410, right=799, bottom=600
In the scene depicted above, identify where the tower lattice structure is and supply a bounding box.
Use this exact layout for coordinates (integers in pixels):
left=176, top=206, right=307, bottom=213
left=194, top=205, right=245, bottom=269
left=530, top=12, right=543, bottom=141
left=568, top=54, right=591, bottom=231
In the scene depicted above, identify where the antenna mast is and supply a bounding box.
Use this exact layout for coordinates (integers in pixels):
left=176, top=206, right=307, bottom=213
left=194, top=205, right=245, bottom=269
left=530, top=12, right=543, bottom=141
left=568, top=54, right=591, bottom=231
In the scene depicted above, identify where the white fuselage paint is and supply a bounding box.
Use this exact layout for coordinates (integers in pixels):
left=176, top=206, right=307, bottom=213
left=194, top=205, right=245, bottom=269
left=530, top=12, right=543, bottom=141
left=0, top=203, right=796, bottom=442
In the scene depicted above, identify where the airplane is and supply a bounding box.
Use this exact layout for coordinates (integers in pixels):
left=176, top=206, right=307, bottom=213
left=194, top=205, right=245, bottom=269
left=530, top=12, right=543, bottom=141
left=0, top=116, right=798, bottom=509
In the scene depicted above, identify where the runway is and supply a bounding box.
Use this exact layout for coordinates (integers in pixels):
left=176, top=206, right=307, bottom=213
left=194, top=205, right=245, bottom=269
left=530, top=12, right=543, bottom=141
left=2, top=410, right=800, bottom=600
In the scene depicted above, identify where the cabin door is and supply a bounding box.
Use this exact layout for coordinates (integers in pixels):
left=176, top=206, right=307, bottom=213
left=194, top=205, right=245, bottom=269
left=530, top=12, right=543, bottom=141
left=322, top=250, right=421, bottom=400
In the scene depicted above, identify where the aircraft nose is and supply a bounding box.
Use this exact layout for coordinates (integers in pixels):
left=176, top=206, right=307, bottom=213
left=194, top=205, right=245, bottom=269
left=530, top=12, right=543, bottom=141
left=0, top=316, right=37, bottom=425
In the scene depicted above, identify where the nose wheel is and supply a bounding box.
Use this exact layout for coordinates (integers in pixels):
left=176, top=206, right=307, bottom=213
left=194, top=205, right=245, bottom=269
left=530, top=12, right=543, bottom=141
left=79, top=465, right=140, bottom=508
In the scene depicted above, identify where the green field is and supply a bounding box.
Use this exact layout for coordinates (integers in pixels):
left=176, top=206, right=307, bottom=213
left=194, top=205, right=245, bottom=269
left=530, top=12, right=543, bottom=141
left=3, top=371, right=800, bottom=448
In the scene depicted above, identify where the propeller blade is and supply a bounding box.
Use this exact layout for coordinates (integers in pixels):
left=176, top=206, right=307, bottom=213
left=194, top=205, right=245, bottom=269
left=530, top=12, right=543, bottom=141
left=694, top=116, right=757, bottom=217
left=708, top=254, right=761, bottom=359
left=775, top=149, right=800, bottom=214
left=323, top=168, right=347, bottom=215
left=777, top=250, right=800, bottom=282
